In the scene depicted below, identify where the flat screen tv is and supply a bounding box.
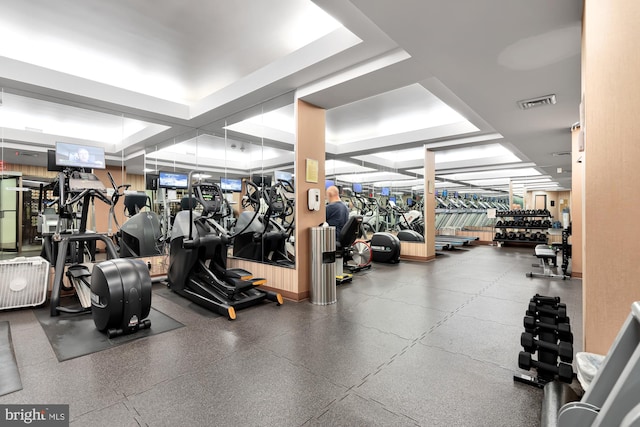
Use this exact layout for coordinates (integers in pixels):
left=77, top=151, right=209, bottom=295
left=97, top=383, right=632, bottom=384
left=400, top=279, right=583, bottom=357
left=274, top=170, right=293, bottom=183
left=145, top=173, right=159, bottom=191
left=220, top=177, right=242, bottom=192
left=389, top=196, right=396, bottom=203
left=325, top=179, right=334, bottom=189
left=158, top=171, right=189, bottom=189
left=352, top=183, right=363, bottom=194
left=380, top=187, right=390, bottom=196
left=47, top=149, right=64, bottom=172
left=55, top=142, right=105, bottom=169
left=252, top=175, right=272, bottom=187
left=407, top=198, right=414, bottom=207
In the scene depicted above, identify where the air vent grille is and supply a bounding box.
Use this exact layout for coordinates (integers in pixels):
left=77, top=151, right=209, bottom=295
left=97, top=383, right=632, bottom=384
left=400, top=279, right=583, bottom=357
left=518, top=94, right=557, bottom=110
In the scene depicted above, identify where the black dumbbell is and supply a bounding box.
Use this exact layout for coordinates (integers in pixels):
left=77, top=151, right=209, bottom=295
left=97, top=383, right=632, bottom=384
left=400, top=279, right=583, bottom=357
left=531, top=294, right=561, bottom=305
left=523, top=316, right=573, bottom=343
left=520, top=332, right=573, bottom=363
left=527, top=302, right=568, bottom=321
left=518, top=352, right=573, bottom=383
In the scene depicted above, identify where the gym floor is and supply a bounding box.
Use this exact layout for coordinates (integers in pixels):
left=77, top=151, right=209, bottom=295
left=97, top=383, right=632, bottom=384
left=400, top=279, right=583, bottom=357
left=0, top=244, right=582, bottom=426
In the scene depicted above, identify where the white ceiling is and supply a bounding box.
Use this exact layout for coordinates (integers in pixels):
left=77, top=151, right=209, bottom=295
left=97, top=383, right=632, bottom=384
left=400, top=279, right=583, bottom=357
left=0, top=0, right=582, bottom=196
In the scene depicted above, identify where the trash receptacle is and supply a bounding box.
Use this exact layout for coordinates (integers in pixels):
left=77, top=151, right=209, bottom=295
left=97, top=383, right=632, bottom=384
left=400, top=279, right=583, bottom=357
left=310, top=226, right=336, bottom=305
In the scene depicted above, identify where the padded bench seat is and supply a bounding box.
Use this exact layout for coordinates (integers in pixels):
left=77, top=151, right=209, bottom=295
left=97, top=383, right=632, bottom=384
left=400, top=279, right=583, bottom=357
left=535, top=244, right=556, bottom=259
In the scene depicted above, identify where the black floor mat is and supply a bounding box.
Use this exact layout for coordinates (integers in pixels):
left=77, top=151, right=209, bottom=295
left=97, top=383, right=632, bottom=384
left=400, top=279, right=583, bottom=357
left=34, top=305, right=184, bottom=362
left=0, top=321, right=22, bottom=396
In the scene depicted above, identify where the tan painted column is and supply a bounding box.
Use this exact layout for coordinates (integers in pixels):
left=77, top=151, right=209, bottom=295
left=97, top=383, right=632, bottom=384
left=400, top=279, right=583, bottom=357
left=583, top=0, right=640, bottom=354
left=424, top=148, right=436, bottom=260
left=570, top=127, right=583, bottom=278
left=294, top=99, right=326, bottom=300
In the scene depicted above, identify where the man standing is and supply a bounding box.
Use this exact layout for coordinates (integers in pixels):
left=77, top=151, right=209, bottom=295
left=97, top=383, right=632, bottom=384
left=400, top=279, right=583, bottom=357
left=325, top=185, right=349, bottom=238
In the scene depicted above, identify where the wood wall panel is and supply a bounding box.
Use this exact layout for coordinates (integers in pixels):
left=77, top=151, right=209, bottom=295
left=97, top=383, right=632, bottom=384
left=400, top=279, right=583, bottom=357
left=400, top=241, right=428, bottom=259
left=571, top=128, right=583, bottom=277
left=293, top=100, right=326, bottom=298
left=227, top=258, right=300, bottom=300
left=583, top=0, right=640, bottom=354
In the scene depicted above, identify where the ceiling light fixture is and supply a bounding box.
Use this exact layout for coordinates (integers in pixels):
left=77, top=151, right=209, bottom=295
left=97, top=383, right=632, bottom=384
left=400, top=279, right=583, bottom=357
left=517, top=94, right=557, bottom=110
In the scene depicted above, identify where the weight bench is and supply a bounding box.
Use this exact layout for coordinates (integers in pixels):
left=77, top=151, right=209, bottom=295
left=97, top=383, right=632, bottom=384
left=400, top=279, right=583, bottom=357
left=527, top=244, right=568, bottom=280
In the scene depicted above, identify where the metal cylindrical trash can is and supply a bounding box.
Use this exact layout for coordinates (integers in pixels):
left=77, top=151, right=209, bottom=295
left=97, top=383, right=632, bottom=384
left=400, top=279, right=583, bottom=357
left=310, top=226, right=336, bottom=305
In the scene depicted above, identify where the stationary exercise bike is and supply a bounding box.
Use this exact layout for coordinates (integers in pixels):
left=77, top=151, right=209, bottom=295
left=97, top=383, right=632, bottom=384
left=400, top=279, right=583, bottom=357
left=168, top=175, right=283, bottom=320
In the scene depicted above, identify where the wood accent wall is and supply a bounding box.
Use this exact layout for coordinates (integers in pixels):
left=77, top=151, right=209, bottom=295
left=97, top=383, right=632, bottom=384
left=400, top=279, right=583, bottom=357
left=582, top=0, right=640, bottom=354
left=400, top=241, right=428, bottom=259
left=571, top=128, right=583, bottom=278
left=424, top=149, right=436, bottom=260
left=294, top=100, right=327, bottom=298
left=227, top=258, right=299, bottom=300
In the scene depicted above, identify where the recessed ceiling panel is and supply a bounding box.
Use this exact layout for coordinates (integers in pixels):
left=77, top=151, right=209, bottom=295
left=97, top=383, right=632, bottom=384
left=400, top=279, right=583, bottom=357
left=326, top=83, right=472, bottom=144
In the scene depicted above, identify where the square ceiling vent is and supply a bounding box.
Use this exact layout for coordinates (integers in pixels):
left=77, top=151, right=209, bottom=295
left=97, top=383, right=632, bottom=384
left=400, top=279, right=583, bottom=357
left=518, top=94, right=557, bottom=110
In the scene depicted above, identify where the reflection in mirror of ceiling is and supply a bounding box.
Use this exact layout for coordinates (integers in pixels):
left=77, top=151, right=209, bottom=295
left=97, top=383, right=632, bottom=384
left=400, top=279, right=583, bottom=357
left=325, top=83, right=473, bottom=145
left=325, top=159, right=375, bottom=176
left=225, top=104, right=295, bottom=138
left=336, top=171, right=413, bottom=184
left=438, top=167, right=542, bottom=182
left=0, top=93, right=167, bottom=148
left=0, top=0, right=342, bottom=103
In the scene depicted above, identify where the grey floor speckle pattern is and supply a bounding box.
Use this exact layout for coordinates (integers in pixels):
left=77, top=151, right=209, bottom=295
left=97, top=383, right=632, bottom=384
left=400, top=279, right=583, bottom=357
left=0, top=245, right=582, bottom=426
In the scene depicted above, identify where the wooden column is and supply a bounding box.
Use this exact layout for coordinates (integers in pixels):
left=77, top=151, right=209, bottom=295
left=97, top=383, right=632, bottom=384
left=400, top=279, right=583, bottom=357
left=570, top=127, right=583, bottom=278
left=583, top=0, right=640, bottom=354
left=293, top=99, right=326, bottom=299
left=424, top=149, right=436, bottom=260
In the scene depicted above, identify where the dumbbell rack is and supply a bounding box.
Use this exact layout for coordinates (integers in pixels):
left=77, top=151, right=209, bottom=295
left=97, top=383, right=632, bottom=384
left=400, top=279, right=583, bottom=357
left=514, top=294, right=574, bottom=388
left=493, top=209, right=551, bottom=246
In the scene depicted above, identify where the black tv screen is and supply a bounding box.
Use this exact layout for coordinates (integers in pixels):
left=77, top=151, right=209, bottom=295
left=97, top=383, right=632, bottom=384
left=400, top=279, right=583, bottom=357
left=47, top=149, right=64, bottom=172
left=274, top=170, right=292, bottom=183
left=352, top=183, right=362, bottom=194
left=55, top=142, right=105, bottom=169
left=145, top=173, right=158, bottom=190
left=158, top=171, right=189, bottom=189
left=252, top=175, right=272, bottom=187
left=220, top=177, right=242, bottom=192
left=381, top=187, right=390, bottom=196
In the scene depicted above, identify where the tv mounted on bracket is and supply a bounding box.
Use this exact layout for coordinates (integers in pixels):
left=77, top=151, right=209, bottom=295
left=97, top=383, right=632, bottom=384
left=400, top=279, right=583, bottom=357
left=55, top=142, right=105, bottom=169
left=158, top=171, right=189, bottom=189
left=220, top=177, right=242, bottom=192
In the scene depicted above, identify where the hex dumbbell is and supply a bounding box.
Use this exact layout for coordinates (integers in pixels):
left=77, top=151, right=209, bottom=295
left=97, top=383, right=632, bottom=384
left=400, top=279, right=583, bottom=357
left=523, top=316, right=573, bottom=343
left=520, top=332, right=573, bottom=363
left=518, top=352, right=573, bottom=383
left=526, top=302, right=568, bottom=321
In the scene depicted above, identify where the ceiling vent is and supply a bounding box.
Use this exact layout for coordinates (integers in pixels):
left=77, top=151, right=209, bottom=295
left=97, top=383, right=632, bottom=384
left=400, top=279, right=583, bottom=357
left=551, top=151, right=571, bottom=157
left=517, top=94, right=557, bottom=110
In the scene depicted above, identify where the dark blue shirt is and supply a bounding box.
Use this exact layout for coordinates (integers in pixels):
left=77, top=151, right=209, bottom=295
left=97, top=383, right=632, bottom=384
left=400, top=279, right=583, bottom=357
left=326, top=201, right=349, bottom=238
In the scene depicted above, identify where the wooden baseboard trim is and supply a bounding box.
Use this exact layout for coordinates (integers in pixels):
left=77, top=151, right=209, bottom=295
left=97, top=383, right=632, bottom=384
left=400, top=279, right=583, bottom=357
left=400, top=255, right=436, bottom=262
left=260, top=284, right=308, bottom=302
left=571, top=272, right=583, bottom=279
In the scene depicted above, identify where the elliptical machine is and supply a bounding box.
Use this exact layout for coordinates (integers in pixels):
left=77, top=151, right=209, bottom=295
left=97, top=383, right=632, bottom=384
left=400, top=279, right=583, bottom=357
left=233, top=180, right=295, bottom=266
left=168, top=174, right=283, bottom=320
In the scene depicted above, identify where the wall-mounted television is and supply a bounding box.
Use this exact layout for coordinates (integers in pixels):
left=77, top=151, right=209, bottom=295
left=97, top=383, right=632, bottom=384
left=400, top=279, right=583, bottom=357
left=352, top=183, right=363, bottom=194
left=380, top=187, right=390, bottom=196
left=389, top=196, right=396, bottom=203
left=220, top=177, right=242, bottom=192
left=47, top=149, right=64, bottom=172
left=145, top=173, right=159, bottom=191
left=325, top=179, right=334, bottom=189
left=158, top=171, right=189, bottom=189
left=55, top=142, right=105, bottom=169
left=252, top=175, right=272, bottom=187
left=407, top=198, right=414, bottom=207
left=274, top=170, right=293, bottom=183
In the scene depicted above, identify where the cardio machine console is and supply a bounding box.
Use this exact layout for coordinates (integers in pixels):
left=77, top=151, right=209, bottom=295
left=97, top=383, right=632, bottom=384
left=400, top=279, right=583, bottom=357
left=194, top=183, right=223, bottom=215
left=68, top=171, right=106, bottom=192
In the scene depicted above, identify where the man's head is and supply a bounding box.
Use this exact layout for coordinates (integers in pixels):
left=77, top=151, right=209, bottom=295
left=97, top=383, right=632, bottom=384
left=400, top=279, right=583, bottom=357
left=326, top=185, right=340, bottom=203
left=78, top=148, right=90, bottom=162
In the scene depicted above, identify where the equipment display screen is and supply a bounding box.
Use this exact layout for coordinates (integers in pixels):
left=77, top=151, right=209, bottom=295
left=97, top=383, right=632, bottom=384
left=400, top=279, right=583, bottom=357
left=389, top=196, right=396, bottom=203
left=158, top=171, right=189, bottom=189
left=407, top=198, right=414, bottom=207
left=381, top=187, right=390, bottom=196
left=325, top=179, right=334, bottom=189
left=352, top=183, right=362, bottom=194
left=220, top=177, right=242, bottom=192
left=55, top=142, right=105, bottom=169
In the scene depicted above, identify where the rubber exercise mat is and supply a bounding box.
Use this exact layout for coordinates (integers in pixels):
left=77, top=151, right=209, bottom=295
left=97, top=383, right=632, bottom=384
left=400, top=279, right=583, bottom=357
left=34, top=305, right=184, bottom=362
left=0, top=321, right=23, bottom=396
